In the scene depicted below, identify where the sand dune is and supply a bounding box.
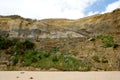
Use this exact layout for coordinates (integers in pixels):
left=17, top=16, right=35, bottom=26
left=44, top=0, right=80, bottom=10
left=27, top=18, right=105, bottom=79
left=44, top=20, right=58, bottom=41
left=0, top=71, right=120, bottom=80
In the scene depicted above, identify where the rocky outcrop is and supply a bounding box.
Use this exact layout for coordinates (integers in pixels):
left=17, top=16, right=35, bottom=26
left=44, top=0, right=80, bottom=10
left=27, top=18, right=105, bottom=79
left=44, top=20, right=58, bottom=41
left=0, top=8, right=120, bottom=40
left=0, top=9, right=120, bottom=71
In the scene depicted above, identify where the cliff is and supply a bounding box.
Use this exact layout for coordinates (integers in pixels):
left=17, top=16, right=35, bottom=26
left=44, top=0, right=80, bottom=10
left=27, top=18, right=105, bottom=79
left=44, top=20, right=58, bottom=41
left=0, top=8, right=119, bottom=40
left=0, top=8, right=120, bottom=71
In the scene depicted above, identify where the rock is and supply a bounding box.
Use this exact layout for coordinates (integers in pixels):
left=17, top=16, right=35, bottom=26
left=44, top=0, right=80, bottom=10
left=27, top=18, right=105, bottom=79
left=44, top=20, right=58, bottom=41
left=49, top=68, right=58, bottom=71
left=0, top=61, right=10, bottom=66
left=30, top=77, right=33, bottom=79
left=20, top=72, right=25, bottom=74
left=88, top=38, right=95, bottom=41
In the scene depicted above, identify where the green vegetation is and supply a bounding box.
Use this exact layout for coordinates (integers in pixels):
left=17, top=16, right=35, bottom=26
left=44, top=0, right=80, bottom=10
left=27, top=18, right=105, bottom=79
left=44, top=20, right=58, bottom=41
left=51, top=47, right=59, bottom=53
left=1, top=34, right=119, bottom=71
left=97, top=34, right=119, bottom=48
left=92, top=55, right=100, bottom=63
left=102, top=35, right=114, bottom=48
left=10, top=52, right=19, bottom=65
left=14, top=50, right=90, bottom=71
left=0, top=15, right=24, bottom=19
left=0, top=36, right=90, bottom=71
left=22, top=39, right=35, bottom=49
left=0, top=36, right=13, bottom=49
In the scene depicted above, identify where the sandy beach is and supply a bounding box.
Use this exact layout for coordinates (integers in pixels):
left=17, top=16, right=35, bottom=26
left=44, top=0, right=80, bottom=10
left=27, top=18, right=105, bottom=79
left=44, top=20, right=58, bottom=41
left=0, top=71, right=120, bottom=80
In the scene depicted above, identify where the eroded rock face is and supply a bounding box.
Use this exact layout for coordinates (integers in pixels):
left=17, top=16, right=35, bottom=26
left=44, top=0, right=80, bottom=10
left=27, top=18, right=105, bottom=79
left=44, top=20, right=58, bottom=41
left=0, top=18, right=86, bottom=40
left=0, top=8, right=120, bottom=40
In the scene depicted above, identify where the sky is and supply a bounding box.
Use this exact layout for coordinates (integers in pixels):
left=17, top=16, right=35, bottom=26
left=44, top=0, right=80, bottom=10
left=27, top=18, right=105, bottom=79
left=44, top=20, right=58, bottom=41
left=0, top=0, right=120, bottom=19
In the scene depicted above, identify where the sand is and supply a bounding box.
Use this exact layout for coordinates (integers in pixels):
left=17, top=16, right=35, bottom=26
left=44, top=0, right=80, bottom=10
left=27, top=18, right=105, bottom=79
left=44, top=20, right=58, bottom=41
left=0, top=71, right=120, bottom=80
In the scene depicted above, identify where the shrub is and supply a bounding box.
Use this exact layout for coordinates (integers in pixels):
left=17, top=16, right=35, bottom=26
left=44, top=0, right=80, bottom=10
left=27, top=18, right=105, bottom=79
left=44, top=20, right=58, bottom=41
left=24, top=51, right=90, bottom=71
left=22, top=40, right=35, bottom=49
left=49, top=54, right=90, bottom=71
left=12, top=39, right=35, bottom=55
left=97, top=35, right=114, bottom=48
left=43, top=52, right=50, bottom=58
left=10, top=52, right=19, bottom=66
left=92, top=55, right=100, bottom=63
left=51, top=47, right=59, bottom=53
left=103, top=35, right=114, bottom=48
left=51, top=55, right=59, bottom=62
left=23, top=50, right=40, bottom=66
left=5, top=44, right=90, bottom=71
left=0, top=36, right=13, bottom=49
left=97, top=34, right=104, bottom=39
left=23, top=51, right=50, bottom=66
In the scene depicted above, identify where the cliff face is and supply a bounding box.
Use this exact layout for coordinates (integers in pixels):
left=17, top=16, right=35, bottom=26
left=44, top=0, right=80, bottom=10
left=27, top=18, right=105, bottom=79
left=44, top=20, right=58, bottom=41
left=0, top=9, right=120, bottom=71
left=0, top=8, right=120, bottom=40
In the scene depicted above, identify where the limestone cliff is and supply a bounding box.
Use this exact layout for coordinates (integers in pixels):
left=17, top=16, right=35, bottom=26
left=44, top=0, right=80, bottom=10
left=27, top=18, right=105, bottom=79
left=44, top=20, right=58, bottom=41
left=0, top=9, right=120, bottom=71
left=0, top=8, right=119, bottom=40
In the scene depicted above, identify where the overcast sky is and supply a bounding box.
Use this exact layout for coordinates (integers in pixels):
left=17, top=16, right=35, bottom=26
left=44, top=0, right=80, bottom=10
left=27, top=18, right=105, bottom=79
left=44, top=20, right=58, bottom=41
left=0, top=0, right=120, bottom=19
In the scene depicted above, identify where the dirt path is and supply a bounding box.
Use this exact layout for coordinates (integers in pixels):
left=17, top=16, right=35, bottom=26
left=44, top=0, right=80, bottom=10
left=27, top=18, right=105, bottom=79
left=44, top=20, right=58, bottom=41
left=0, top=71, right=120, bottom=80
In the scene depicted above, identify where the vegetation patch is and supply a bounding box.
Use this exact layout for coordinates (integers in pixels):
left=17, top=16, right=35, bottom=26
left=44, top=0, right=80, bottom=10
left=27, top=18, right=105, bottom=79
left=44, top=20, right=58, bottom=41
left=0, top=34, right=119, bottom=71
left=97, top=35, right=118, bottom=48
left=22, top=50, right=90, bottom=71
left=0, top=36, right=90, bottom=71
left=92, top=55, right=100, bottom=63
left=0, top=36, right=13, bottom=49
